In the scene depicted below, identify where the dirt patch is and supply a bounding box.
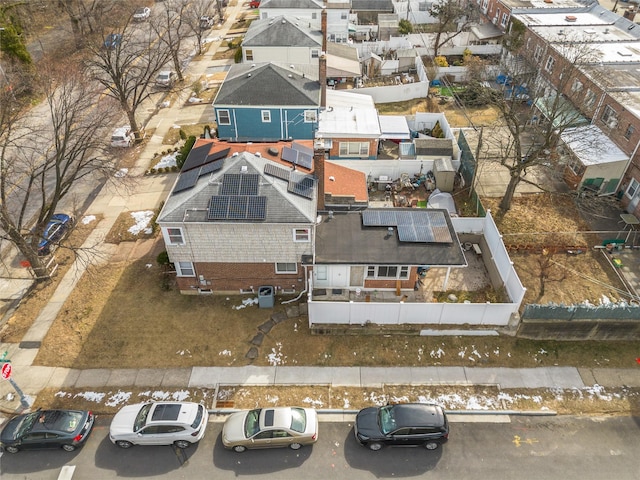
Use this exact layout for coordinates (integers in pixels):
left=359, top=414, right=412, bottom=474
left=376, top=97, right=500, bottom=127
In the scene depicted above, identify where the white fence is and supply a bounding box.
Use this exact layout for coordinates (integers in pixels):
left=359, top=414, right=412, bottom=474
left=308, top=212, right=525, bottom=328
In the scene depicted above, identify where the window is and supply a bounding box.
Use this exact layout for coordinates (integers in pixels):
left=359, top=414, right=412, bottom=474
left=311, top=49, right=319, bottom=59
left=218, top=109, right=231, bottom=125
left=418, top=2, right=430, bottom=11
left=245, top=49, right=253, bottom=61
left=166, top=227, right=184, bottom=245
left=567, top=157, right=585, bottom=176
left=304, top=110, right=317, bottom=123
left=366, top=266, right=410, bottom=279
left=585, top=89, right=596, bottom=107
left=294, top=228, right=310, bottom=242
left=341, top=12, right=347, bottom=19
left=624, top=124, right=635, bottom=140
left=571, top=79, right=583, bottom=93
left=601, top=105, right=619, bottom=129
left=276, top=263, right=297, bottom=274
left=261, top=110, right=271, bottom=122
left=544, top=55, right=555, bottom=73
left=176, top=262, right=195, bottom=277
left=339, top=141, right=369, bottom=157
left=534, top=45, right=543, bottom=62
left=311, top=12, right=317, bottom=19
left=501, top=13, right=508, bottom=27
left=627, top=178, right=639, bottom=198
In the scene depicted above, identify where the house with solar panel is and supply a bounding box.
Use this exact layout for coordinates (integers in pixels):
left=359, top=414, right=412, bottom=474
left=213, top=62, right=320, bottom=142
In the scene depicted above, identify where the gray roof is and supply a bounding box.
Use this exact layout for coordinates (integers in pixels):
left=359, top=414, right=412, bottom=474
left=243, top=16, right=323, bottom=47
left=415, top=138, right=454, bottom=157
left=259, top=0, right=323, bottom=8
left=314, top=210, right=466, bottom=266
left=213, top=63, right=320, bottom=107
left=351, top=0, right=393, bottom=12
left=158, top=152, right=317, bottom=225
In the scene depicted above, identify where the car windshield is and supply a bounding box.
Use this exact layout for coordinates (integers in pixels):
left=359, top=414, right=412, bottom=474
left=289, top=408, right=307, bottom=433
left=191, top=405, right=204, bottom=429
left=378, top=406, right=397, bottom=435
left=158, top=73, right=169, bottom=80
left=134, top=404, right=153, bottom=432
left=11, top=412, right=39, bottom=439
left=244, top=409, right=261, bottom=438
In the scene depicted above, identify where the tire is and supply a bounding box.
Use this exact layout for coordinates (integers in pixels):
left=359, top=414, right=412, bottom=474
left=368, top=442, right=383, bottom=451
left=174, top=440, right=191, bottom=449
left=4, top=445, right=19, bottom=454
left=289, top=443, right=302, bottom=450
left=424, top=441, right=440, bottom=450
left=61, top=444, right=76, bottom=452
left=233, top=445, right=247, bottom=453
left=116, top=440, right=133, bottom=449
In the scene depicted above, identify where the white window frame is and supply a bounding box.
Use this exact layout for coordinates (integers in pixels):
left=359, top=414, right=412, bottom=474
left=312, top=12, right=317, bottom=19
left=571, top=79, right=583, bottom=92
left=627, top=178, right=639, bottom=198
left=534, top=45, right=543, bottom=62
left=261, top=110, right=271, bottom=122
left=585, top=89, right=596, bottom=107
left=311, top=49, right=319, bottom=59
left=304, top=110, right=317, bottom=123
left=218, top=109, right=231, bottom=125
left=245, top=49, right=253, bottom=61
left=276, top=263, right=297, bottom=274
left=339, top=141, right=369, bottom=157
left=366, top=265, right=410, bottom=279
left=501, top=12, right=508, bottom=27
left=544, top=55, right=555, bottom=73
left=176, top=261, right=195, bottom=277
left=341, top=11, right=347, bottom=19
left=166, top=227, right=184, bottom=245
left=293, top=228, right=310, bottom=242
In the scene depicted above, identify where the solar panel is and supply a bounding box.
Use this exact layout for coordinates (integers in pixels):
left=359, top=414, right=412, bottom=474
left=181, top=144, right=212, bottom=172
left=220, top=173, right=259, bottom=195
left=288, top=175, right=315, bottom=199
left=264, top=163, right=291, bottom=181
left=281, top=146, right=298, bottom=163
left=296, top=152, right=313, bottom=169
left=173, top=169, right=200, bottom=194
left=208, top=196, right=231, bottom=219
left=199, top=158, right=224, bottom=176
left=206, top=148, right=230, bottom=163
left=292, top=142, right=314, bottom=157
left=208, top=195, right=266, bottom=221
left=239, top=174, right=259, bottom=196
left=397, top=225, right=419, bottom=242
left=361, top=209, right=452, bottom=243
left=247, top=196, right=267, bottom=220
left=228, top=196, right=248, bottom=219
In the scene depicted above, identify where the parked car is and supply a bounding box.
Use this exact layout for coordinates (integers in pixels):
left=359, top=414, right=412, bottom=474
left=104, top=33, right=122, bottom=49
left=354, top=403, right=449, bottom=451
left=111, top=126, right=135, bottom=147
left=37, top=213, right=74, bottom=256
left=1, top=409, right=95, bottom=453
left=155, top=70, right=177, bottom=88
left=109, top=402, right=208, bottom=449
left=222, top=406, right=318, bottom=452
left=133, top=6, right=151, bottom=21
left=249, top=0, right=260, bottom=7
left=200, top=15, right=215, bottom=29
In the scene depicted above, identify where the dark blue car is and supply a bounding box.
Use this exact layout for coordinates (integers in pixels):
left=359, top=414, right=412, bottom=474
left=104, top=33, right=122, bottom=49
left=38, top=213, right=74, bottom=256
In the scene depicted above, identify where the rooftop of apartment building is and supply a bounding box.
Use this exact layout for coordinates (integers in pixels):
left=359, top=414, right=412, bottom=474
left=501, top=0, right=594, bottom=10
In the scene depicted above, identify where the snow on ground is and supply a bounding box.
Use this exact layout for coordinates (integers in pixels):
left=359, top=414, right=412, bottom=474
left=153, top=151, right=178, bottom=170
left=128, top=211, right=155, bottom=235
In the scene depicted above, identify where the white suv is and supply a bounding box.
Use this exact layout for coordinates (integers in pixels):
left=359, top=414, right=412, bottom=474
left=110, top=402, right=209, bottom=449
left=110, top=126, right=134, bottom=147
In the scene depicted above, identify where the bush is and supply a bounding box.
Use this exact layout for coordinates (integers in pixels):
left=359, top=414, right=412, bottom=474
left=150, top=168, right=157, bottom=174
left=157, top=250, right=170, bottom=266
left=434, top=56, right=448, bottom=67
left=234, top=47, right=243, bottom=64
left=176, top=136, right=197, bottom=169
left=179, top=129, right=187, bottom=140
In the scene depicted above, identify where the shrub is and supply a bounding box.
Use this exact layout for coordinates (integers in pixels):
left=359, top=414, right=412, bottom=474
left=176, top=136, right=197, bottom=169
left=150, top=168, right=157, bottom=174
left=157, top=250, right=170, bottom=266
left=434, top=56, right=448, bottom=67
left=179, top=129, right=187, bottom=140
left=234, top=47, right=243, bottom=64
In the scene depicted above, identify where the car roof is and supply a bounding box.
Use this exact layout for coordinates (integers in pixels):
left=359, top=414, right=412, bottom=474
left=148, top=402, right=199, bottom=424
left=389, top=404, right=446, bottom=428
left=259, top=407, right=299, bottom=429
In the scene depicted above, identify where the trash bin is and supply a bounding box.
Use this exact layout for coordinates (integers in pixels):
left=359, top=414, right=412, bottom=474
left=258, top=286, right=274, bottom=308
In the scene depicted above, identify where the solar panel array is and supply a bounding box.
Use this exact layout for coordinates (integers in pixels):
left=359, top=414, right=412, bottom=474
left=173, top=147, right=229, bottom=194
left=264, top=163, right=291, bottom=181
left=361, top=210, right=452, bottom=244
left=208, top=195, right=266, bottom=220
left=281, top=145, right=313, bottom=170
left=183, top=147, right=230, bottom=172
left=264, top=164, right=315, bottom=200
left=220, top=174, right=259, bottom=196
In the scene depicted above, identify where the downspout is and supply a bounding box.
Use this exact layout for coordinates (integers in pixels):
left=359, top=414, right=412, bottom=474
left=233, top=110, right=238, bottom=140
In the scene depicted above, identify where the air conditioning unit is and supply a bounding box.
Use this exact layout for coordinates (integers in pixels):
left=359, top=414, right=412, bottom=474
left=492, top=16, right=498, bottom=24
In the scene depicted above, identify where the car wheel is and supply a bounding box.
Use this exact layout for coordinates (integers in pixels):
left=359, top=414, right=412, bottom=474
left=174, top=440, right=191, bottom=449
left=61, top=444, right=76, bottom=452
left=289, top=442, right=302, bottom=450
left=233, top=445, right=247, bottom=453
left=4, top=445, right=19, bottom=454
left=116, top=440, right=133, bottom=449
left=424, top=441, right=440, bottom=450
left=368, top=442, right=383, bottom=451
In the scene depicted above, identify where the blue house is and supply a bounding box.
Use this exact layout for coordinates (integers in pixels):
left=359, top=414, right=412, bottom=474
left=212, top=62, right=320, bottom=142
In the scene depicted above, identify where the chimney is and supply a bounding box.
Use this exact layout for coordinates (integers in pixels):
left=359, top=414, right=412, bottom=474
left=314, top=141, right=326, bottom=211
left=320, top=8, right=327, bottom=108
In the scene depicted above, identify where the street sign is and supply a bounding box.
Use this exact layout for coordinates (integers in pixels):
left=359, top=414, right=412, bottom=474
left=1, top=362, right=11, bottom=380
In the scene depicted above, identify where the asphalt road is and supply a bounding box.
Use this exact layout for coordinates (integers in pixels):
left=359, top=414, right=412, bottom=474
left=1, top=416, right=639, bottom=479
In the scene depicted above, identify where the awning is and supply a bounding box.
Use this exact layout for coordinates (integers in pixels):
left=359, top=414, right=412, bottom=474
left=534, top=94, right=589, bottom=129
left=348, top=23, right=357, bottom=33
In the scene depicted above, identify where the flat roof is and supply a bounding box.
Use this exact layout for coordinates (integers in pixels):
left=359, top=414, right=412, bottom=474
left=561, top=125, right=629, bottom=166
left=314, top=209, right=467, bottom=266
left=318, top=90, right=381, bottom=138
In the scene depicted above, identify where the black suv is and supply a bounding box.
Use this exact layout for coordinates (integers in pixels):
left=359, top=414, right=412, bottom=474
left=354, top=403, right=449, bottom=451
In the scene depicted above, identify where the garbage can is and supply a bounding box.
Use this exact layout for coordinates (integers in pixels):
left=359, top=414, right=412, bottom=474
left=258, top=286, right=275, bottom=308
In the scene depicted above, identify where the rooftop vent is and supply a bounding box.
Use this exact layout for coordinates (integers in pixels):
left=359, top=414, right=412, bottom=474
left=247, top=73, right=252, bottom=77
left=267, top=147, right=279, bottom=156
left=232, top=152, right=239, bottom=157
left=241, top=165, right=248, bottom=172
left=565, top=15, right=577, bottom=22
left=255, top=152, right=262, bottom=157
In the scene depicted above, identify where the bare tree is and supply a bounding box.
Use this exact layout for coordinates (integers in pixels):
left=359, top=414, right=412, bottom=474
left=428, top=0, right=479, bottom=58
left=0, top=61, right=118, bottom=280
left=57, top=0, right=121, bottom=48
left=181, top=0, right=216, bottom=56
left=474, top=31, right=601, bottom=212
left=86, top=23, right=172, bottom=141
left=152, top=0, right=193, bottom=83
